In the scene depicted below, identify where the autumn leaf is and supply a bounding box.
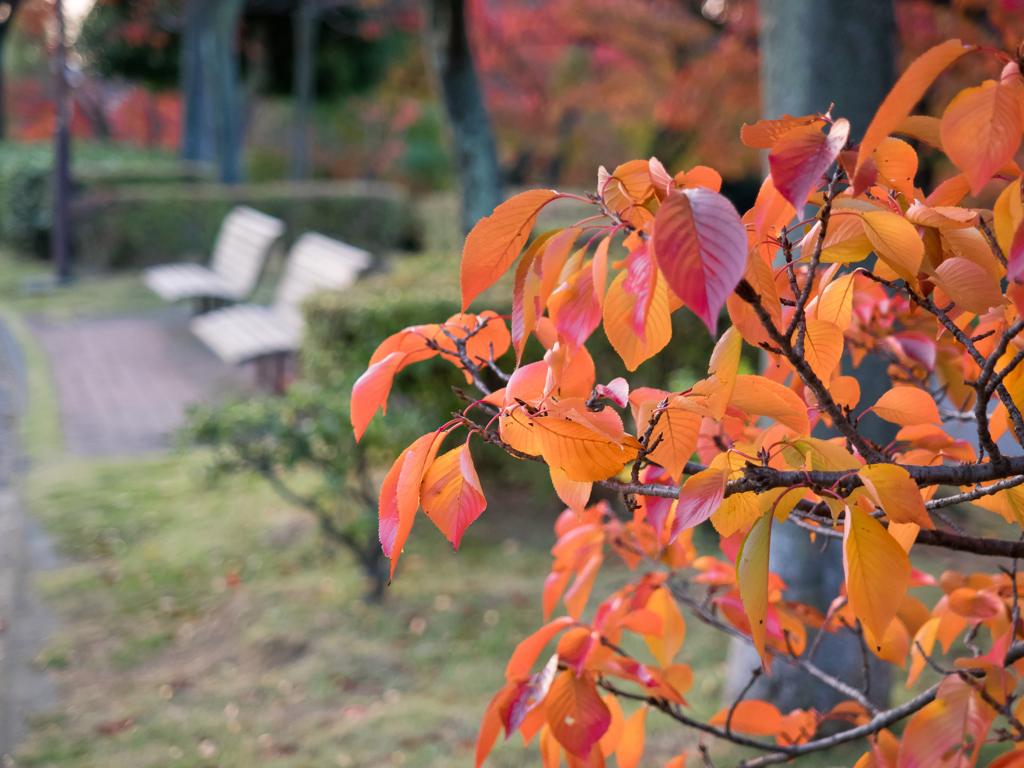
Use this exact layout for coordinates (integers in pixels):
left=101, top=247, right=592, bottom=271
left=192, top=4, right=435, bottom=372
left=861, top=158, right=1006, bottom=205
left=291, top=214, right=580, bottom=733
left=462, top=189, right=561, bottom=311
left=652, top=188, right=748, bottom=336
left=730, top=375, right=811, bottom=434
left=814, top=272, right=856, bottom=330
left=513, top=230, right=566, bottom=362
left=351, top=352, right=407, bottom=442
left=871, top=388, right=941, bottom=426
left=941, top=78, right=1024, bottom=196
left=741, top=114, right=823, bottom=149
left=858, top=464, right=934, bottom=529
left=550, top=466, right=592, bottom=514
left=506, top=616, right=576, bottom=680
left=603, top=269, right=672, bottom=372
left=861, top=211, right=925, bottom=283
left=737, top=510, right=773, bottom=663
left=598, top=694, right=624, bottom=757
left=643, top=587, right=686, bottom=667
left=872, top=137, right=919, bottom=199
left=379, top=432, right=446, bottom=579
left=932, top=257, right=1005, bottom=314
left=420, top=445, right=487, bottom=550
left=532, top=415, right=641, bottom=482
left=801, top=319, right=844, bottom=382
left=671, top=466, right=729, bottom=535
left=707, top=325, right=743, bottom=420
left=857, top=40, right=974, bottom=181
left=843, top=506, right=912, bottom=642
left=674, top=165, right=722, bottom=192
left=615, top=706, right=647, bottom=768
left=544, top=671, right=612, bottom=757
left=708, top=700, right=784, bottom=735
left=769, top=118, right=850, bottom=212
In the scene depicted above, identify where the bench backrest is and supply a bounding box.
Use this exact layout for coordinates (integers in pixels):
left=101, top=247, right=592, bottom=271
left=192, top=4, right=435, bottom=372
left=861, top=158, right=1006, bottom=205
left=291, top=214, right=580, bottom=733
left=208, top=206, right=286, bottom=299
left=273, top=233, right=371, bottom=327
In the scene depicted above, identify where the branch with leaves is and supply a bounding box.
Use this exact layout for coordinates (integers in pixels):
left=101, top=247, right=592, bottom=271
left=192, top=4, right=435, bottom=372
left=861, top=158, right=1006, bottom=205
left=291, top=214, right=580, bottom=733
left=349, top=38, right=1024, bottom=768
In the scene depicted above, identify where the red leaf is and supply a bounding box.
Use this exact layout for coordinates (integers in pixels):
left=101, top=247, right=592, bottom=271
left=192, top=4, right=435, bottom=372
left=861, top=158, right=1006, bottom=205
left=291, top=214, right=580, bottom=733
left=462, top=189, right=561, bottom=311
left=545, top=671, right=612, bottom=757
left=652, top=188, right=747, bottom=336
left=671, top=467, right=729, bottom=538
left=769, top=119, right=850, bottom=212
left=549, top=262, right=604, bottom=353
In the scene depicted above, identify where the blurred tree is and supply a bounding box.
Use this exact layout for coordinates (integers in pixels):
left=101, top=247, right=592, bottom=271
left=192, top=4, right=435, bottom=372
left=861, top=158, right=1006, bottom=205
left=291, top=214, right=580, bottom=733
left=422, top=0, right=500, bottom=235
left=0, top=0, right=23, bottom=139
left=76, top=0, right=180, bottom=89
left=180, top=0, right=244, bottom=183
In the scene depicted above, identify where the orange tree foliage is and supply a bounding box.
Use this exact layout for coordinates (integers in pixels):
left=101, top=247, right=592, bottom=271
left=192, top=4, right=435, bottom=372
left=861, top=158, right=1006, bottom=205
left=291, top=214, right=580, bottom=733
left=353, top=38, right=1024, bottom=768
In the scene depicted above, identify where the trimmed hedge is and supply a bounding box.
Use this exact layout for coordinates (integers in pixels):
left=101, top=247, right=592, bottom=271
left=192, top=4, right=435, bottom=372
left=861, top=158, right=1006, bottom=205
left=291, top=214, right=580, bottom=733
left=73, top=180, right=419, bottom=271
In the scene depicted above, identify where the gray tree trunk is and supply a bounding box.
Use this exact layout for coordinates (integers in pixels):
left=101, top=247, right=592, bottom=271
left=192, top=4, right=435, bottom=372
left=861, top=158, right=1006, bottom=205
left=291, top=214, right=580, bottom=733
left=290, top=0, right=319, bottom=181
left=52, top=0, right=72, bottom=282
left=180, top=0, right=244, bottom=183
left=724, top=0, right=899, bottom=714
left=0, top=0, right=21, bottom=141
left=421, top=0, right=502, bottom=236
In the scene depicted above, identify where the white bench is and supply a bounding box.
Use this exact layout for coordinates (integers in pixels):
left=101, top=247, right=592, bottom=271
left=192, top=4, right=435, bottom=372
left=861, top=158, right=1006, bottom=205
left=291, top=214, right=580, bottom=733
left=190, top=233, right=370, bottom=376
left=143, top=206, right=285, bottom=308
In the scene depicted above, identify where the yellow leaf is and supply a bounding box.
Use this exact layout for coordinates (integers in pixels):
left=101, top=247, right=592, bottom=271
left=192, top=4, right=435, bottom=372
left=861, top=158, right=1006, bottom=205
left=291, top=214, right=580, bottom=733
left=603, top=269, right=672, bottom=372
left=861, top=211, right=925, bottom=283
left=737, top=510, right=773, bottom=663
left=708, top=326, right=743, bottom=420
left=858, top=464, right=934, bottom=529
left=994, top=176, right=1023, bottom=257
left=843, top=506, right=911, bottom=641
left=710, top=492, right=759, bottom=537
left=815, top=273, right=856, bottom=330
left=784, top=437, right=861, bottom=471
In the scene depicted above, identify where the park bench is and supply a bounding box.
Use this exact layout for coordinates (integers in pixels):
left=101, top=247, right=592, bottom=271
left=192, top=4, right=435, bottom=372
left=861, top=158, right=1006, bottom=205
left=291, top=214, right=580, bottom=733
left=143, top=206, right=285, bottom=311
left=190, top=232, right=370, bottom=390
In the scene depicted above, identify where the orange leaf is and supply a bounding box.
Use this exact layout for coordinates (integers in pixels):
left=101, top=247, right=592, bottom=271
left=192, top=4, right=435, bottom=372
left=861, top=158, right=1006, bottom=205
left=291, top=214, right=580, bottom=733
left=872, top=137, right=918, bottom=199
left=895, top=114, right=944, bottom=151
left=741, top=114, right=823, bottom=149
left=769, top=119, right=850, bottom=212
left=420, top=445, right=487, bottom=550
left=476, top=681, right=517, bottom=768
left=737, top=510, right=773, bottom=663
left=652, top=188, right=748, bottom=336
left=351, top=352, right=407, bottom=441
left=540, top=725, right=562, bottom=768
left=872, top=388, right=941, bottom=426
left=550, top=466, right=593, bottom=514
left=506, top=616, right=576, bottom=680
left=662, top=756, right=687, bottom=768
left=941, top=78, right=1024, bottom=196
left=598, top=694, right=624, bottom=757
left=674, top=166, right=722, bottom=192
left=907, top=617, right=940, bottom=688
left=843, top=506, right=911, bottom=641
left=616, top=706, right=647, bottom=768
left=947, top=587, right=1006, bottom=623
left=858, top=464, right=934, bottom=529
left=643, top=402, right=701, bottom=483
left=856, top=40, right=973, bottom=182
left=379, top=432, right=445, bottom=579
left=545, top=671, right=612, bottom=758
left=932, top=257, right=1005, bottom=315
left=549, top=262, right=603, bottom=353
left=707, top=326, right=743, bottom=420
left=802, top=319, right=844, bottom=382
left=564, top=555, right=603, bottom=619
left=861, top=211, right=925, bottom=283
left=643, top=587, right=686, bottom=667
left=708, top=700, right=784, bottom=735
left=513, top=231, right=564, bottom=362
left=730, top=375, right=811, bottom=434
left=815, top=273, right=856, bottom=331
left=532, top=416, right=641, bottom=482
left=897, top=675, right=991, bottom=768
left=603, top=269, right=672, bottom=372
left=462, top=189, right=561, bottom=311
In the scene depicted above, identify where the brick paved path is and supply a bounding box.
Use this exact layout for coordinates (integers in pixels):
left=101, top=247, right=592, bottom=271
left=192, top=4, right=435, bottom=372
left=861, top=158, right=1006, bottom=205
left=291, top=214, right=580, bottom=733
left=30, top=310, right=254, bottom=456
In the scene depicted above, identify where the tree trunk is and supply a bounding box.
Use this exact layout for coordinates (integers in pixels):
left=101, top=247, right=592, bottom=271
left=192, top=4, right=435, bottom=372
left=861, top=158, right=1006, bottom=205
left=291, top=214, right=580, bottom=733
left=290, top=0, right=319, bottom=181
left=52, top=0, right=72, bottom=282
left=421, top=0, right=502, bottom=236
left=0, top=0, right=21, bottom=141
left=180, top=0, right=244, bottom=183
left=724, top=0, right=898, bottom=714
